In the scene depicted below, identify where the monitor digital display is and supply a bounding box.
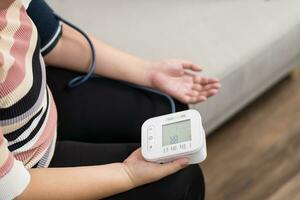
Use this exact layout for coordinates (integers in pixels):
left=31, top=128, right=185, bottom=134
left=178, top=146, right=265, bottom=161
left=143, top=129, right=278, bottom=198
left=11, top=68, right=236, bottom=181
left=162, top=119, right=191, bottom=146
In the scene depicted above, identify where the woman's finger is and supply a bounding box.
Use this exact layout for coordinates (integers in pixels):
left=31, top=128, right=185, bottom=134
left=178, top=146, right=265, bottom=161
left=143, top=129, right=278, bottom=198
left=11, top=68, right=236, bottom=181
left=185, top=91, right=207, bottom=103
left=192, top=84, right=203, bottom=91
left=192, top=82, right=220, bottom=93
left=194, top=76, right=219, bottom=85
left=186, top=90, right=200, bottom=97
left=207, top=89, right=219, bottom=97
left=205, top=77, right=220, bottom=84
left=197, top=96, right=207, bottom=102
left=181, top=60, right=203, bottom=72
left=204, top=83, right=221, bottom=91
left=158, top=158, right=189, bottom=177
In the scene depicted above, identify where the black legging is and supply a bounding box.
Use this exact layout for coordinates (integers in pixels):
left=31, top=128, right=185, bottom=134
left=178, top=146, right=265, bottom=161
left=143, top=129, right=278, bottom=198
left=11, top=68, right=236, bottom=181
left=46, top=67, right=205, bottom=200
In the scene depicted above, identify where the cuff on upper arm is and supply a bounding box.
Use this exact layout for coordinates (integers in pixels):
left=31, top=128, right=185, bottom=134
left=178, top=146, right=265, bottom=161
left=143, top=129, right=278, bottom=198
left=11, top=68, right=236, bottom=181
left=26, top=0, right=62, bottom=56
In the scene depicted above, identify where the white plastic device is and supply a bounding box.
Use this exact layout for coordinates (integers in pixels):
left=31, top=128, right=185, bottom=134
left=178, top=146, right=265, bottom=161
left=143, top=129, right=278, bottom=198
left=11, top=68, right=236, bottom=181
left=141, top=109, right=207, bottom=164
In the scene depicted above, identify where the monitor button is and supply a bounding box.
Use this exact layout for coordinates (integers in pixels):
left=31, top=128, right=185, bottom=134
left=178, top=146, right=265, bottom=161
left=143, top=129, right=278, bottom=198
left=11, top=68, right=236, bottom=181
left=148, top=144, right=153, bottom=151
left=148, top=135, right=154, bottom=140
left=147, top=125, right=154, bottom=133
left=148, top=138, right=155, bottom=151
left=147, top=125, right=155, bottom=144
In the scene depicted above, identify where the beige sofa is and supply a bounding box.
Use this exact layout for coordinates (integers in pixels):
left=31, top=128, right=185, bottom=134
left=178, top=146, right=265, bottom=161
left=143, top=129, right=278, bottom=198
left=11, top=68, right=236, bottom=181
left=47, top=0, right=300, bottom=134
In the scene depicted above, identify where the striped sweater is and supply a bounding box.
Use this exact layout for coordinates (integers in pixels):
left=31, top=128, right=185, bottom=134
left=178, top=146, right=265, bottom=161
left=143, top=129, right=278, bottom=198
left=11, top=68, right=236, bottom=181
left=0, top=0, right=57, bottom=199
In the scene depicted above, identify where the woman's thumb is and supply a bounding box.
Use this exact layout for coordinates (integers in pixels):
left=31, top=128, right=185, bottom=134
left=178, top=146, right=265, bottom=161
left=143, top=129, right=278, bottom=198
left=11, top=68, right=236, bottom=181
left=160, top=158, right=189, bottom=176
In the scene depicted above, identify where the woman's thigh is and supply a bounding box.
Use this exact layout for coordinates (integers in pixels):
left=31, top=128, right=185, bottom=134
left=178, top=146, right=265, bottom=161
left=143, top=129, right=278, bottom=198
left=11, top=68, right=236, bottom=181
left=49, top=141, right=205, bottom=200
left=46, top=67, right=188, bottom=143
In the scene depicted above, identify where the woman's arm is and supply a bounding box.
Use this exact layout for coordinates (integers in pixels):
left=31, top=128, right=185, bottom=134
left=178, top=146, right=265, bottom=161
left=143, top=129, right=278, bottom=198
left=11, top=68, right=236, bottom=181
left=17, top=163, right=133, bottom=200
left=16, top=149, right=187, bottom=200
left=44, top=23, right=221, bottom=104
left=44, top=23, right=153, bottom=87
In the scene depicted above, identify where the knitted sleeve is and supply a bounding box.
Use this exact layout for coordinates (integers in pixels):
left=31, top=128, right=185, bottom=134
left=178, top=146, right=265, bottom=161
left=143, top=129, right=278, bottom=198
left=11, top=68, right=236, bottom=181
left=0, top=129, right=30, bottom=200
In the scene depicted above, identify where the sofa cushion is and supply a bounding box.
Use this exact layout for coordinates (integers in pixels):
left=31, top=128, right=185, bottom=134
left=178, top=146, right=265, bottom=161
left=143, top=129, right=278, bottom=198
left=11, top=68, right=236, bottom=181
left=47, top=0, right=300, bottom=133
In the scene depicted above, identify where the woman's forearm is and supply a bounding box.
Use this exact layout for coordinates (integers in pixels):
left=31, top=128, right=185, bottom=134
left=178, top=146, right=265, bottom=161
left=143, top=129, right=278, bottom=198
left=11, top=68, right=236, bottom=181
left=44, top=23, right=153, bottom=87
left=16, top=163, right=134, bottom=200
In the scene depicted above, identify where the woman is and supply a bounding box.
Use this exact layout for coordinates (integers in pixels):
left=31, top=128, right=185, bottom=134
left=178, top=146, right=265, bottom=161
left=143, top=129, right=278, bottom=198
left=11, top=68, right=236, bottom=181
left=0, top=0, right=221, bottom=199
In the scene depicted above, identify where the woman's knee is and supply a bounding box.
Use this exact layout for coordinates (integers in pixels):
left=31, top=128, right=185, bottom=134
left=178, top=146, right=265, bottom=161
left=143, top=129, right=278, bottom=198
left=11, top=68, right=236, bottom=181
left=151, top=165, right=205, bottom=200
left=107, top=165, right=205, bottom=200
left=177, top=165, right=205, bottom=200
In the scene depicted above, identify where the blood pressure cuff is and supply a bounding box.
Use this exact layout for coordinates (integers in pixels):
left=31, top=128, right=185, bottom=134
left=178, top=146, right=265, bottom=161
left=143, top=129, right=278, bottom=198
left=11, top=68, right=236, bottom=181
left=26, top=0, right=62, bottom=56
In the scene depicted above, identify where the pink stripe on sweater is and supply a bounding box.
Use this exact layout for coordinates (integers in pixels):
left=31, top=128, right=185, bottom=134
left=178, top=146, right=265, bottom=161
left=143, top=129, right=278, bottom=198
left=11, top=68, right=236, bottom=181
left=0, top=10, right=8, bottom=67
left=0, top=133, right=14, bottom=178
left=0, top=153, right=14, bottom=178
left=0, top=9, right=8, bottom=31
left=15, top=131, right=53, bottom=166
left=0, top=6, right=33, bottom=97
left=32, top=91, right=57, bottom=149
left=0, top=131, right=4, bottom=145
left=14, top=92, right=57, bottom=164
left=0, top=53, right=3, bottom=67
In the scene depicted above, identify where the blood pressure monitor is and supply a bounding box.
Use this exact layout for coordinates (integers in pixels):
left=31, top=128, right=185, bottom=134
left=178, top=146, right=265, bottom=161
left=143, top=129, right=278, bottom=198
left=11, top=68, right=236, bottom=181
left=141, top=109, right=207, bottom=164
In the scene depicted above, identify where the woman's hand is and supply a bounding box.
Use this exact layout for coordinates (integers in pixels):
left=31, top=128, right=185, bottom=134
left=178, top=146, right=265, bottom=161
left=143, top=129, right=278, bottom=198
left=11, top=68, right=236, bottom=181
left=122, top=148, right=189, bottom=187
left=147, top=59, right=221, bottom=104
